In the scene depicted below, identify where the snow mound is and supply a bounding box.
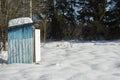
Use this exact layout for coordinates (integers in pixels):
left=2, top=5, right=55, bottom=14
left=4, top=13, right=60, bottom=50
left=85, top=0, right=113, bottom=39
left=8, top=17, right=33, bottom=27
left=0, top=41, right=120, bottom=80
left=0, top=51, right=8, bottom=64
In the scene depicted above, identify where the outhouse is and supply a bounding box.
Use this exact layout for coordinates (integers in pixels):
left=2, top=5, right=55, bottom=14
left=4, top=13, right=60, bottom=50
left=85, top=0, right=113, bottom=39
left=8, top=17, right=41, bottom=64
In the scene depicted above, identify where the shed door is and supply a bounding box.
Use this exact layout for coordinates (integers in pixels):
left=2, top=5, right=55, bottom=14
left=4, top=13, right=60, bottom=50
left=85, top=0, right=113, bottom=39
left=8, top=25, right=34, bottom=63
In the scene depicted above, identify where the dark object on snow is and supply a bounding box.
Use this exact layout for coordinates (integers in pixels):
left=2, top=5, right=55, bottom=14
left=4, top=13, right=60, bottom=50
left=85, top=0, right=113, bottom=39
left=0, top=58, right=7, bottom=64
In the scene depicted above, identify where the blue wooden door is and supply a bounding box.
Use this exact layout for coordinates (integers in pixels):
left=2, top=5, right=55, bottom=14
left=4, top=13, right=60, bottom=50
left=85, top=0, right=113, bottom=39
left=8, top=25, right=34, bottom=63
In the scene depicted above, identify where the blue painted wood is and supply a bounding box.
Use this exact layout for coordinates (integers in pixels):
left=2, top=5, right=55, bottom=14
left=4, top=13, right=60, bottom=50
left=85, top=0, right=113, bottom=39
left=8, top=24, right=34, bottom=64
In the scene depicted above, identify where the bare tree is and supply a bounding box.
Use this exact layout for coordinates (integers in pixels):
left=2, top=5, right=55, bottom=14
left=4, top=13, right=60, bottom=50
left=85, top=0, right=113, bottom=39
left=0, top=0, right=30, bottom=51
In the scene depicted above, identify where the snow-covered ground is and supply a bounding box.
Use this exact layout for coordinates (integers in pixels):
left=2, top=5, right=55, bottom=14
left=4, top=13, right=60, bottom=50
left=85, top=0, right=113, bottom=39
left=0, top=41, right=120, bottom=80
left=0, top=51, right=7, bottom=64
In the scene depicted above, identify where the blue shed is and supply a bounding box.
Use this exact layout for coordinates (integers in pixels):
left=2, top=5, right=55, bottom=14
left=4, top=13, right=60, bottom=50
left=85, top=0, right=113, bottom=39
left=8, top=17, right=41, bottom=64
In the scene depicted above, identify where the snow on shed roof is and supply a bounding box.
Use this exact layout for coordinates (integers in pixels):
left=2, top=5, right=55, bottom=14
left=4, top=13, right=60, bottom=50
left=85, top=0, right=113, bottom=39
left=8, top=17, right=33, bottom=27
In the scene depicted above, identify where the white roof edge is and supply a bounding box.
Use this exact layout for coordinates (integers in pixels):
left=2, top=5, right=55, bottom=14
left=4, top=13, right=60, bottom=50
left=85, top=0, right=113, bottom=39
left=8, top=17, right=33, bottom=27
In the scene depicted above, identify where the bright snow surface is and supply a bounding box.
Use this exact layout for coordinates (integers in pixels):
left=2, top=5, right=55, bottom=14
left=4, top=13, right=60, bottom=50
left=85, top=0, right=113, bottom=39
left=0, top=41, right=120, bottom=80
left=8, top=17, right=33, bottom=27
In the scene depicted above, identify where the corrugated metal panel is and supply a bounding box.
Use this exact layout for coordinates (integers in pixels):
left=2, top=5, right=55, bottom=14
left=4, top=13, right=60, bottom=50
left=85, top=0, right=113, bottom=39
left=8, top=25, right=34, bottom=64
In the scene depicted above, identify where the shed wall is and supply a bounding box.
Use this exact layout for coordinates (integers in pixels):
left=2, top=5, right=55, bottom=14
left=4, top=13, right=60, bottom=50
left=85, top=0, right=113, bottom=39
left=8, top=25, right=34, bottom=63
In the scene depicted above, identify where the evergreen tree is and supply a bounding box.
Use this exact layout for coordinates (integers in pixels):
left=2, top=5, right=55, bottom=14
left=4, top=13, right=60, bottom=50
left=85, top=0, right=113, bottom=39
left=77, top=0, right=107, bottom=40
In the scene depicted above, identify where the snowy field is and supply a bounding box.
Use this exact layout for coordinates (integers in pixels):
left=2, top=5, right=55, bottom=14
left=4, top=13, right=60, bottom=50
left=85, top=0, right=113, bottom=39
left=0, top=41, right=120, bottom=80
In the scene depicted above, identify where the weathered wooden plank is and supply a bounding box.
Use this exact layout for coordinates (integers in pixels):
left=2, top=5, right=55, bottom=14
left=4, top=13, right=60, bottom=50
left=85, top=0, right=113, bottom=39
left=26, top=39, right=29, bottom=63
left=18, top=40, right=20, bottom=63
left=23, top=40, right=25, bottom=63
left=29, top=38, right=33, bottom=63
left=14, top=39, right=17, bottom=63
left=11, top=40, right=14, bottom=63
left=25, top=39, right=27, bottom=63
left=28, top=38, right=31, bottom=63
left=16, top=39, right=19, bottom=63
left=8, top=40, right=11, bottom=63
left=8, top=33, right=12, bottom=63
left=13, top=40, right=15, bottom=63
left=19, top=40, right=23, bottom=63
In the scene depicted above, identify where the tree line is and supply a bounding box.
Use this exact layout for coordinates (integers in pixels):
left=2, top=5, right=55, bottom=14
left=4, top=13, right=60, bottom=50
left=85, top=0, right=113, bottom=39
left=38, top=0, right=120, bottom=41
left=0, top=0, right=120, bottom=50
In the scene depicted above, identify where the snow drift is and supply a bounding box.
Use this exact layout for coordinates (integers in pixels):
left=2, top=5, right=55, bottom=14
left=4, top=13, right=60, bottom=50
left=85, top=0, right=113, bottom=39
left=0, top=41, right=120, bottom=80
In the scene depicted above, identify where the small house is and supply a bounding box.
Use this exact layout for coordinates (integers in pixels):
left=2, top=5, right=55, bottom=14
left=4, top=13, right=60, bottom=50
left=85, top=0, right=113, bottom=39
left=8, top=17, right=41, bottom=64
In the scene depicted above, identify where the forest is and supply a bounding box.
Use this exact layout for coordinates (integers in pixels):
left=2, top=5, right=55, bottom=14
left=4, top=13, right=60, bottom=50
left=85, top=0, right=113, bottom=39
left=0, top=0, right=120, bottom=50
